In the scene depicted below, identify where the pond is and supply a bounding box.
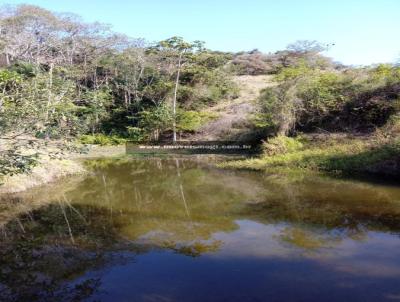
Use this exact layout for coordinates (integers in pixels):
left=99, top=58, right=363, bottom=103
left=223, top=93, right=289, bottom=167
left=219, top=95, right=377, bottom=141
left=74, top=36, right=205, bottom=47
left=1, top=156, right=400, bottom=302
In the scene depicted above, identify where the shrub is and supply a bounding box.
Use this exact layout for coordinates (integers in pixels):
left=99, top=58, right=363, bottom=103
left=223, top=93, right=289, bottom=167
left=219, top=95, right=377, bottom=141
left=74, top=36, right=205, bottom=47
left=255, top=82, right=301, bottom=135
left=231, top=50, right=273, bottom=75
left=177, top=110, right=218, bottom=132
left=256, top=64, right=400, bottom=135
left=262, top=136, right=304, bottom=156
left=137, top=104, right=173, bottom=141
left=79, top=134, right=126, bottom=146
left=126, top=127, right=145, bottom=142
left=0, top=151, right=39, bottom=176
left=178, top=67, right=238, bottom=109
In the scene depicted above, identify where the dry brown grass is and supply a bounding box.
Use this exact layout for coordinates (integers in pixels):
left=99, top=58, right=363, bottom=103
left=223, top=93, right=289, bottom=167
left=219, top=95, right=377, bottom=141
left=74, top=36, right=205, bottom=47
left=0, top=159, right=85, bottom=194
left=189, top=75, right=275, bottom=140
left=0, top=143, right=124, bottom=194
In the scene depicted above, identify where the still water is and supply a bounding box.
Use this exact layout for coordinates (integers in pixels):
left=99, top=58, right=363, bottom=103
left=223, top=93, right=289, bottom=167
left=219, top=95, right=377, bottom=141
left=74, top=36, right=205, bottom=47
left=1, top=156, right=400, bottom=302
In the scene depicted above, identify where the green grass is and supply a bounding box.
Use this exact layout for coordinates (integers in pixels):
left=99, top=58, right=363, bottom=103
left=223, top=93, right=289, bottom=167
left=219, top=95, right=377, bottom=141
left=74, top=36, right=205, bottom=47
left=78, top=134, right=126, bottom=146
left=219, top=135, right=400, bottom=175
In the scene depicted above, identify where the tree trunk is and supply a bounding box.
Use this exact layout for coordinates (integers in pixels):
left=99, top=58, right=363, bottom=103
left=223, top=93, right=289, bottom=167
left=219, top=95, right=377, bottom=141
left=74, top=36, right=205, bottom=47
left=172, top=52, right=183, bottom=143
left=277, top=123, right=290, bottom=136
left=0, top=87, right=5, bottom=112
left=45, top=62, right=54, bottom=123
left=124, top=91, right=128, bottom=109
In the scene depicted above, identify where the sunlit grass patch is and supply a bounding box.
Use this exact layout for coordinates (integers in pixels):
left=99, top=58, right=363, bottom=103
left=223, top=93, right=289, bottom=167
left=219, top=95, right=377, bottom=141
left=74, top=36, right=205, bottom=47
left=79, top=134, right=127, bottom=146
left=219, top=135, right=400, bottom=176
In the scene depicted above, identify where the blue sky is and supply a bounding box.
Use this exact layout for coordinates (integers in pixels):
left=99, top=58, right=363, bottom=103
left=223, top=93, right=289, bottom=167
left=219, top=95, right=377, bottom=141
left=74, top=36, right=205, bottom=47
left=3, top=0, right=400, bottom=65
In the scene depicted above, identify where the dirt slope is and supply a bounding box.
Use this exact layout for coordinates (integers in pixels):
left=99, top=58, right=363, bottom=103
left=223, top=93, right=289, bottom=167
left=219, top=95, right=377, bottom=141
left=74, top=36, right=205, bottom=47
left=189, top=75, right=275, bottom=141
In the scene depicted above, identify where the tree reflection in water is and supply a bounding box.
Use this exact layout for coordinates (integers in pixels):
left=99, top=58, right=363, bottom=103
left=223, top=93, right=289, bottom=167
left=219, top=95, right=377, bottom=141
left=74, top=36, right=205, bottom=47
left=0, top=157, right=400, bottom=301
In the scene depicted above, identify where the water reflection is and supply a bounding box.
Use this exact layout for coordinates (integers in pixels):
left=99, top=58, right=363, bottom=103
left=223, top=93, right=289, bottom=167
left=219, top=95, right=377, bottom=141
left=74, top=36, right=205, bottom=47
left=1, top=157, right=400, bottom=301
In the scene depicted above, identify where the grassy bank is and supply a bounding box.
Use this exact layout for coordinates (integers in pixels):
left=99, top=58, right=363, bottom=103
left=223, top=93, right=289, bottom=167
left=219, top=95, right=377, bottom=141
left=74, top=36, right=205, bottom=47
left=0, top=159, right=84, bottom=194
left=219, top=134, right=400, bottom=177
left=0, top=143, right=126, bottom=194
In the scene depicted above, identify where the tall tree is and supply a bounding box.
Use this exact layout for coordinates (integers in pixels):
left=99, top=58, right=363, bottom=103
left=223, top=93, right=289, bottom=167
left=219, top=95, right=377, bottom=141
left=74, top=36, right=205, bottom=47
left=151, top=37, right=204, bottom=142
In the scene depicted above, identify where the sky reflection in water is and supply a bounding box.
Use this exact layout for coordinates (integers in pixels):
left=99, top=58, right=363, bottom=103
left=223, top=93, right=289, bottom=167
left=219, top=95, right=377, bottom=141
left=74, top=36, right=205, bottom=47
left=1, top=157, right=400, bottom=302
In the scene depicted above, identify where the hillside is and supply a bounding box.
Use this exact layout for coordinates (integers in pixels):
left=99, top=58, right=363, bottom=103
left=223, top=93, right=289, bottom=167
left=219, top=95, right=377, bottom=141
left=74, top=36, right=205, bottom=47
left=0, top=4, right=399, bottom=181
left=188, top=75, right=275, bottom=141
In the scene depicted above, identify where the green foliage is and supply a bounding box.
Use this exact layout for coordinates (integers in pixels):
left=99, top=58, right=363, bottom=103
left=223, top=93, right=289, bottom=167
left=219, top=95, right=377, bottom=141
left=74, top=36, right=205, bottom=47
left=0, top=69, right=22, bottom=85
left=262, top=136, right=304, bottom=156
left=153, top=36, right=204, bottom=53
left=126, top=127, right=145, bottom=142
left=79, top=134, right=126, bottom=146
left=322, top=141, right=399, bottom=173
left=0, top=151, right=39, bottom=176
left=257, top=64, right=400, bottom=135
left=296, top=72, right=352, bottom=125
left=77, top=88, right=112, bottom=134
left=9, top=62, right=39, bottom=77
left=0, top=3, right=242, bottom=147
left=255, top=82, right=300, bottom=135
left=0, top=6, right=238, bottom=145
left=177, top=62, right=238, bottom=109
left=221, top=135, right=400, bottom=176
left=1, top=3, right=399, bottom=179
left=141, top=77, right=174, bottom=105
left=196, top=51, right=233, bottom=69
left=177, top=110, right=218, bottom=132
left=275, top=60, right=313, bottom=81
left=137, top=104, right=173, bottom=140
